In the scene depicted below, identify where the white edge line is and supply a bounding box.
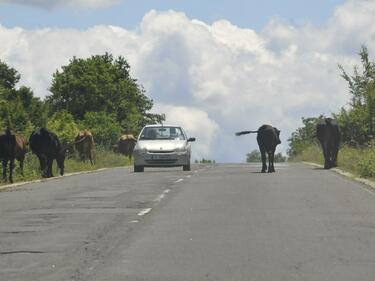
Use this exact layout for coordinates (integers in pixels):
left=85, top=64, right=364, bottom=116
left=137, top=208, right=152, bottom=216
left=153, top=194, right=165, bottom=202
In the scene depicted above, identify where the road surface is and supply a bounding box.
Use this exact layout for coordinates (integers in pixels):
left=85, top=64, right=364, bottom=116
left=0, top=163, right=375, bottom=281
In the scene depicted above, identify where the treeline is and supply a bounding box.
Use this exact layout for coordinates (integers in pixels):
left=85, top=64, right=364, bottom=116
left=288, top=46, right=375, bottom=176
left=246, top=149, right=286, bottom=163
left=0, top=53, right=165, bottom=147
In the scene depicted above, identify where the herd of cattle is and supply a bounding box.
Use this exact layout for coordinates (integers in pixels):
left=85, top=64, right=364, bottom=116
left=0, top=117, right=341, bottom=183
left=0, top=127, right=137, bottom=183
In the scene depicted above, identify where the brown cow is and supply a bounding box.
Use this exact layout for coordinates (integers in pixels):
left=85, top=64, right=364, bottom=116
left=116, top=134, right=137, bottom=160
left=0, top=128, right=27, bottom=182
left=15, top=133, right=27, bottom=176
left=75, top=130, right=95, bottom=165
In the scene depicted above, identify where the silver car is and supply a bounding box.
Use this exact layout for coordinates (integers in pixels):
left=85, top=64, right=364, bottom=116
left=133, top=125, right=196, bottom=172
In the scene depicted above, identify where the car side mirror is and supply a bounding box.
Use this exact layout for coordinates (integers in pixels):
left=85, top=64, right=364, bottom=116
left=187, top=137, right=196, bottom=142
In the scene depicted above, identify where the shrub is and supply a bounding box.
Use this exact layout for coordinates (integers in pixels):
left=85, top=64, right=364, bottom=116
left=47, top=110, right=79, bottom=146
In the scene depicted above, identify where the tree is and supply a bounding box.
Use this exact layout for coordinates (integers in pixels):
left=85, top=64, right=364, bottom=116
left=246, top=150, right=261, bottom=162
left=47, top=53, right=164, bottom=133
left=0, top=60, right=47, bottom=132
left=47, top=110, right=79, bottom=147
left=287, top=116, right=323, bottom=157
left=247, top=149, right=286, bottom=162
left=274, top=152, right=286, bottom=162
left=0, top=60, right=20, bottom=90
left=81, top=111, right=122, bottom=146
left=337, top=45, right=375, bottom=145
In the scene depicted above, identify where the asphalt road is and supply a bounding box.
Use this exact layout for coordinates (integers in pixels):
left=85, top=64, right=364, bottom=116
left=1, top=163, right=375, bottom=281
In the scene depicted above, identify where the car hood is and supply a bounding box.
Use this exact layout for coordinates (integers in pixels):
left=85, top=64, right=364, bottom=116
left=136, top=140, right=187, bottom=151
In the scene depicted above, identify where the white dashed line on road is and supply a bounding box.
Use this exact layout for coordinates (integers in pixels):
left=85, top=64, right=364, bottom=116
left=137, top=208, right=152, bottom=216
left=153, top=194, right=165, bottom=203
left=175, top=179, right=183, bottom=183
left=163, top=189, right=170, bottom=194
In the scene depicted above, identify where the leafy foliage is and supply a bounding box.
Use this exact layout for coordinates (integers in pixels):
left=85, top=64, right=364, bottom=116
left=47, top=53, right=164, bottom=133
left=287, top=116, right=322, bottom=157
left=246, top=149, right=286, bottom=162
left=0, top=61, right=48, bottom=133
left=337, top=45, right=375, bottom=145
left=246, top=150, right=261, bottom=162
left=81, top=111, right=122, bottom=146
left=47, top=110, right=79, bottom=146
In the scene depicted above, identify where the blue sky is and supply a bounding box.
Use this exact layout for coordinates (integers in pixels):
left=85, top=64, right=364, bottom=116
left=1, top=0, right=345, bottom=30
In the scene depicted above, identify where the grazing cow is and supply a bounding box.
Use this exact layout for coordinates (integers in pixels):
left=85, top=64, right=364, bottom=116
left=0, top=128, right=16, bottom=183
left=29, top=128, right=66, bottom=178
left=236, top=125, right=281, bottom=173
left=75, top=130, right=95, bottom=165
left=115, top=134, right=137, bottom=160
left=316, top=118, right=341, bottom=169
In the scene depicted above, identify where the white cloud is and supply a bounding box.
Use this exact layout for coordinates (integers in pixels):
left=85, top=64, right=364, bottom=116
left=0, top=0, right=120, bottom=9
left=153, top=105, right=219, bottom=161
left=1, top=1, right=375, bottom=162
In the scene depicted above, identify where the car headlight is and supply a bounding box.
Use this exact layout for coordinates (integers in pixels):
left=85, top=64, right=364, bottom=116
left=135, top=148, right=148, bottom=154
left=175, top=147, right=187, bottom=153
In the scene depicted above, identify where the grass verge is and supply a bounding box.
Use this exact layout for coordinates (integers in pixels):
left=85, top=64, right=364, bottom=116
left=292, top=144, right=375, bottom=179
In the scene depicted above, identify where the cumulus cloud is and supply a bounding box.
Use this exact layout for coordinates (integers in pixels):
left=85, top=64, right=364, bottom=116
left=1, top=1, right=375, bottom=162
left=0, top=0, right=120, bottom=9
left=153, top=105, right=219, bottom=159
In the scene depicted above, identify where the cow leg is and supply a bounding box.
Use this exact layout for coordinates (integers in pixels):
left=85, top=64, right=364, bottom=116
left=268, top=150, right=275, bottom=173
left=56, top=157, right=64, bottom=176
left=2, top=160, right=7, bottom=182
left=19, top=156, right=25, bottom=176
left=9, top=159, right=14, bottom=183
left=38, top=155, right=47, bottom=178
left=322, top=145, right=330, bottom=169
left=47, top=158, right=54, bottom=178
left=332, top=146, right=339, bottom=167
left=88, top=150, right=93, bottom=165
left=260, top=149, right=267, bottom=173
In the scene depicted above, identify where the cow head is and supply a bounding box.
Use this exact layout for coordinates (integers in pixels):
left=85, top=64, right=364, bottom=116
left=275, top=128, right=281, bottom=145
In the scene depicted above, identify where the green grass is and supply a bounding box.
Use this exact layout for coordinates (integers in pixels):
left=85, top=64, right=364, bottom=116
left=293, top=144, right=375, bottom=179
left=1, top=147, right=132, bottom=186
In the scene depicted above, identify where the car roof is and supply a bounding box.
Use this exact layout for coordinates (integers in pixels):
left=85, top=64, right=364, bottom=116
left=143, top=124, right=182, bottom=128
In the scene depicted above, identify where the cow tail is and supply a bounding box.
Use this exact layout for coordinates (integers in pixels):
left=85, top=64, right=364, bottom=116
left=235, top=130, right=258, bottom=136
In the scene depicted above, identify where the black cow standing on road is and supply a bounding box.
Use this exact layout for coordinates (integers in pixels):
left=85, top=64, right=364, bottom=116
left=316, top=118, right=341, bottom=169
left=236, top=125, right=281, bottom=173
left=0, top=128, right=16, bottom=183
left=29, top=128, right=66, bottom=178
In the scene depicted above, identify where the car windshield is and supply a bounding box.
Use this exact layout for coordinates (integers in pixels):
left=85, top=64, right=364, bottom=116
left=139, top=127, right=186, bottom=140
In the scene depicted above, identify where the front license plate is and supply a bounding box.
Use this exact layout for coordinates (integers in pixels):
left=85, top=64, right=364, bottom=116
left=151, top=155, right=172, bottom=160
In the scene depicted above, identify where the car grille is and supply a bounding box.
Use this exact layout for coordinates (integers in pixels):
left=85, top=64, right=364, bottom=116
left=145, top=159, right=178, bottom=165
left=148, top=150, right=174, bottom=154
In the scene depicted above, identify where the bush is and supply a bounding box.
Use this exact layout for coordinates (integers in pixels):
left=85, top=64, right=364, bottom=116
left=81, top=111, right=122, bottom=146
left=357, top=143, right=375, bottom=177
left=47, top=110, right=79, bottom=146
